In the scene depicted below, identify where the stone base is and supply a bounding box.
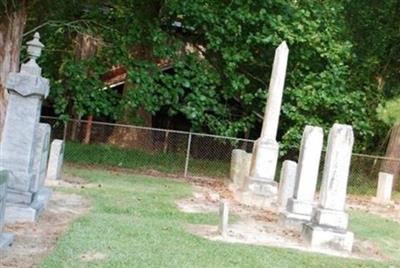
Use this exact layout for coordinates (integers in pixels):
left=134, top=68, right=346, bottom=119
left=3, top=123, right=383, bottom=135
left=279, top=210, right=311, bottom=231
left=234, top=189, right=277, bottom=210
left=286, top=198, right=314, bottom=216
left=6, top=189, right=33, bottom=205
left=312, top=207, right=348, bottom=230
left=5, top=187, right=52, bottom=223
left=3, top=170, right=35, bottom=193
left=371, top=197, right=395, bottom=206
left=0, top=232, right=14, bottom=248
left=247, top=176, right=278, bottom=198
left=302, top=223, right=354, bottom=252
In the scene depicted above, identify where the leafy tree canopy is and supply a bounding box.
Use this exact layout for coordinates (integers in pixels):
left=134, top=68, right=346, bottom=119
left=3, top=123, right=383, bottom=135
left=20, top=0, right=398, bottom=154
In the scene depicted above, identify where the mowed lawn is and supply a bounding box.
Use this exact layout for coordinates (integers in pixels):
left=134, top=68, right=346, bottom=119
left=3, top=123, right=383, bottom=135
left=41, top=168, right=400, bottom=268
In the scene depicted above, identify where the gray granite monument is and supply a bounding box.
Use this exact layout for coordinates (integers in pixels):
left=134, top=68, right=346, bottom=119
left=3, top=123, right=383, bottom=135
left=302, top=124, right=354, bottom=252
left=0, top=170, right=14, bottom=248
left=0, top=32, right=52, bottom=223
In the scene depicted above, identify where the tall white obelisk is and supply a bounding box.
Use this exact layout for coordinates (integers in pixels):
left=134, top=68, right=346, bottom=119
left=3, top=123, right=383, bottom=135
left=247, top=41, right=289, bottom=201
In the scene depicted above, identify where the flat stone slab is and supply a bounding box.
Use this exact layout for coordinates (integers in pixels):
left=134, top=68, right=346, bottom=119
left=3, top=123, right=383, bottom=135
left=6, top=189, right=33, bottom=205
left=31, top=187, right=53, bottom=210
left=5, top=187, right=52, bottom=223
left=279, top=210, right=310, bottom=231
left=0, top=232, right=14, bottom=248
left=371, top=197, right=395, bottom=206
left=302, top=223, right=354, bottom=253
left=234, top=189, right=277, bottom=210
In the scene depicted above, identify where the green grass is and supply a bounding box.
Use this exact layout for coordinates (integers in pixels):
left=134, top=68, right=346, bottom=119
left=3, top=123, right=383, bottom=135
left=350, top=211, right=400, bottom=264
left=64, top=142, right=230, bottom=178
left=65, top=142, right=393, bottom=196
left=40, top=167, right=400, bottom=268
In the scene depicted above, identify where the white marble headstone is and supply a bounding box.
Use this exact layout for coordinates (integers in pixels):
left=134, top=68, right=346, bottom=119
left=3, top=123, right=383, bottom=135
left=277, top=160, right=297, bottom=210
left=230, top=149, right=252, bottom=190
left=46, top=139, right=65, bottom=181
left=218, top=200, right=229, bottom=237
left=281, top=125, right=323, bottom=227
left=302, top=124, right=355, bottom=253
left=374, top=172, right=394, bottom=204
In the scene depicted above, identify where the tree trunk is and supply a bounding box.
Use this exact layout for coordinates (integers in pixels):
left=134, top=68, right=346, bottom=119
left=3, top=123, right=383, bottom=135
left=83, top=115, right=93, bottom=144
left=0, top=7, right=27, bottom=137
left=108, top=81, right=152, bottom=150
left=69, top=33, right=99, bottom=141
left=74, top=33, right=99, bottom=60
left=380, top=124, right=400, bottom=190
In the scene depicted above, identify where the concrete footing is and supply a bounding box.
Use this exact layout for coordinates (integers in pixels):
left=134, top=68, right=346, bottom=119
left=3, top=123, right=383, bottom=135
left=234, top=190, right=277, bottom=210
left=279, top=211, right=310, bottom=231
left=302, top=223, right=354, bottom=252
left=0, top=232, right=14, bottom=248
left=5, top=187, right=52, bottom=223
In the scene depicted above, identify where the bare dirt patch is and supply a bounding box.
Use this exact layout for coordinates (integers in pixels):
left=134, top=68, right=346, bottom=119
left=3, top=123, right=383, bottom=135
left=177, top=182, right=388, bottom=261
left=347, top=194, right=400, bottom=224
left=0, top=188, right=89, bottom=268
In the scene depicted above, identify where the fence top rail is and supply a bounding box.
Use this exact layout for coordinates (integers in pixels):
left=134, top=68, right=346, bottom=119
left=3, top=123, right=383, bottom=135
left=42, top=115, right=400, bottom=161
left=41, top=115, right=256, bottom=143
left=351, top=152, right=400, bottom=162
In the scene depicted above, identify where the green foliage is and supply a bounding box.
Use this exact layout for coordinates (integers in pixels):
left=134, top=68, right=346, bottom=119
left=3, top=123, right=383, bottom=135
left=51, top=57, right=118, bottom=119
left=24, top=0, right=398, bottom=154
left=345, top=0, right=400, bottom=148
left=377, top=97, right=400, bottom=125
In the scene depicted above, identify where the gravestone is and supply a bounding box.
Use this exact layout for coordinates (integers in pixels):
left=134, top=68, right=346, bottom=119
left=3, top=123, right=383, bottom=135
left=372, top=172, right=394, bottom=205
left=280, top=126, right=323, bottom=229
left=0, top=170, right=14, bottom=248
left=302, top=124, right=354, bottom=252
left=219, top=200, right=229, bottom=237
left=47, top=139, right=65, bottom=180
left=245, top=41, right=289, bottom=204
left=31, top=124, right=51, bottom=191
left=0, top=33, right=52, bottom=223
left=230, top=149, right=252, bottom=190
left=277, top=160, right=297, bottom=210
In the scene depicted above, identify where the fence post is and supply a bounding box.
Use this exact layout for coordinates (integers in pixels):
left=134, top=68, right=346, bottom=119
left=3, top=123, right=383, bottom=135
left=184, top=132, right=192, bottom=177
left=63, top=121, right=68, bottom=141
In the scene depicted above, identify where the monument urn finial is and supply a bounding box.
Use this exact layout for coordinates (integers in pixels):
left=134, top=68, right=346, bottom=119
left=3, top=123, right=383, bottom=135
left=27, top=32, right=44, bottom=60
left=5, top=32, right=49, bottom=98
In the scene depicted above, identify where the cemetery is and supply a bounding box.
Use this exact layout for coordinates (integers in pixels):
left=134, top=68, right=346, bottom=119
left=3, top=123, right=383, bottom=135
left=1, top=2, right=400, bottom=267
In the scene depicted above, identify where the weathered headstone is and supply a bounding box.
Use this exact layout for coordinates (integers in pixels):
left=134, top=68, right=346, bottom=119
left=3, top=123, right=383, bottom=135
left=31, top=124, right=51, bottom=191
left=246, top=41, right=289, bottom=202
left=0, top=170, right=14, bottom=248
left=302, top=124, right=354, bottom=252
left=0, top=33, right=52, bottom=223
left=218, top=200, right=229, bottom=237
left=277, top=160, right=297, bottom=210
left=47, top=139, right=65, bottom=180
left=280, top=126, right=323, bottom=229
left=372, top=172, right=394, bottom=205
left=230, top=149, right=252, bottom=190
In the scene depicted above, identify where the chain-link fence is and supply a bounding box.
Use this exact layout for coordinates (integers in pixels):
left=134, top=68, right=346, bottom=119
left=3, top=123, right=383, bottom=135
left=42, top=116, right=254, bottom=180
left=41, top=116, right=400, bottom=197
